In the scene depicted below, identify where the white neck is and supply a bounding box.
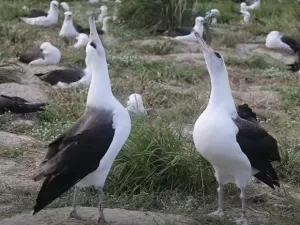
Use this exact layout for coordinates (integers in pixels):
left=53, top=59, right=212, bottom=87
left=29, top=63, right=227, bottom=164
left=193, top=24, right=203, bottom=37
left=48, top=8, right=58, bottom=18
left=207, top=67, right=236, bottom=114
left=102, top=21, right=109, bottom=33
left=87, top=55, right=113, bottom=107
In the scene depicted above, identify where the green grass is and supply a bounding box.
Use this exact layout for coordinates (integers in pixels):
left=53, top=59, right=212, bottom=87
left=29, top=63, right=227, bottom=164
left=0, top=0, right=300, bottom=224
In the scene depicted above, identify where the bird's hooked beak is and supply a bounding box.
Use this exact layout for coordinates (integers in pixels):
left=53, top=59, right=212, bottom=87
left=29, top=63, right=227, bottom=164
left=194, top=32, right=213, bottom=54
left=89, top=15, right=101, bottom=43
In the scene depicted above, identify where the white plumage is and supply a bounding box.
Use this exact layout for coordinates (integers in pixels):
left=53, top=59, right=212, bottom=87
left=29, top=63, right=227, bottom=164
left=98, top=5, right=108, bottom=24
left=126, top=93, right=147, bottom=115
left=59, top=11, right=79, bottom=38
left=74, top=33, right=89, bottom=49
left=29, top=42, right=61, bottom=66
left=20, top=1, right=59, bottom=26
left=173, top=16, right=204, bottom=42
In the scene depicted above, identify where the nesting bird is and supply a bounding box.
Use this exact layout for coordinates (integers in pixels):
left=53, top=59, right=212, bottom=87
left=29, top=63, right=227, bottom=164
left=161, top=16, right=205, bottom=42
left=20, top=0, right=59, bottom=26
left=18, top=42, right=61, bottom=65
left=0, top=95, right=46, bottom=115
left=192, top=32, right=280, bottom=225
left=32, top=16, right=132, bottom=225
left=265, top=31, right=299, bottom=53
left=34, top=66, right=90, bottom=88
left=126, top=93, right=147, bottom=115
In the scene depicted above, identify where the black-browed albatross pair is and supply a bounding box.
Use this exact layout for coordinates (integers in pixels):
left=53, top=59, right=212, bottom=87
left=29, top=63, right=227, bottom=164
left=32, top=15, right=132, bottom=225
left=192, top=32, right=281, bottom=224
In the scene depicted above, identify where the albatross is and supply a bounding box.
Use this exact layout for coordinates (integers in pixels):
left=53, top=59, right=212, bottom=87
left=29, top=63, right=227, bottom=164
left=126, top=93, right=147, bottom=115
left=18, top=42, right=61, bottom=65
left=20, top=0, right=59, bottom=26
left=98, top=6, right=108, bottom=24
left=161, top=16, right=205, bottom=42
left=0, top=95, right=46, bottom=114
left=32, top=15, right=131, bottom=225
left=265, top=31, right=300, bottom=53
left=192, top=32, right=281, bottom=225
left=287, top=49, right=300, bottom=74
left=33, top=66, right=90, bottom=88
left=60, top=11, right=105, bottom=41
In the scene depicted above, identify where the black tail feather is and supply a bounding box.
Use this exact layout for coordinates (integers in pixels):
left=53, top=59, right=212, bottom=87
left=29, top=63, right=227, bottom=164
left=237, top=104, right=257, bottom=122
left=6, top=103, right=46, bottom=114
left=33, top=173, right=81, bottom=215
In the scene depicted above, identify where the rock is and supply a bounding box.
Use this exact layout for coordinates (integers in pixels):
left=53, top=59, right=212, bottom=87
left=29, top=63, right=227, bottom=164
left=0, top=131, right=41, bottom=148
left=0, top=83, right=48, bottom=103
left=0, top=207, right=195, bottom=225
left=0, top=158, right=39, bottom=193
left=11, top=119, right=34, bottom=127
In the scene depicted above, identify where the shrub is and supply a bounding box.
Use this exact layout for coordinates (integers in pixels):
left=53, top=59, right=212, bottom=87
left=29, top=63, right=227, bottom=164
left=107, top=117, right=215, bottom=195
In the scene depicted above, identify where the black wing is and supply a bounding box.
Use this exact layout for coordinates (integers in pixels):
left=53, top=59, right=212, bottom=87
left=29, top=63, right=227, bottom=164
left=281, top=35, right=300, bottom=53
left=174, top=27, right=193, bottom=36
left=237, top=104, right=257, bottom=123
left=234, top=117, right=281, bottom=189
left=17, top=48, right=44, bottom=64
left=34, top=68, right=84, bottom=85
left=74, top=21, right=104, bottom=35
left=0, top=95, right=28, bottom=103
left=27, top=9, right=48, bottom=18
left=33, top=110, right=115, bottom=214
left=0, top=95, right=46, bottom=114
left=286, top=50, right=300, bottom=72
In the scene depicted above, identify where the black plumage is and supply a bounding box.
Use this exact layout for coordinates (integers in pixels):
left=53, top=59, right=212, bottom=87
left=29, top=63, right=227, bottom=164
left=280, top=35, right=300, bottom=53
left=234, top=116, right=281, bottom=189
left=33, top=108, right=115, bottom=214
left=17, top=46, right=43, bottom=64
left=26, top=9, right=48, bottom=18
left=0, top=95, right=46, bottom=114
left=287, top=49, right=300, bottom=73
left=237, top=103, right=257, bottom=123
left=74, top=22, right=104, bottom=35
left=34, top=67, right=84, bottom=86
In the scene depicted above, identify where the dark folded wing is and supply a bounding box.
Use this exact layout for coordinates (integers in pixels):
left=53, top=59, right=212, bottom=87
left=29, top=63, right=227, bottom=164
left=34, top=68, right=84, bottom=85
left=33, top=112, right=115, bottom=214
left=234, top=117, right=280, bottom=189
left=27, top=9, right=48, bottom=18
left=281, top=35, right=299, bottom=52
left=174, top=27, right=193, bottom=36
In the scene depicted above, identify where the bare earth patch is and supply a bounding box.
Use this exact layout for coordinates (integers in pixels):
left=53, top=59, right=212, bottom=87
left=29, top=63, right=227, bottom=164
left=0, top=207, right=195, bottom=225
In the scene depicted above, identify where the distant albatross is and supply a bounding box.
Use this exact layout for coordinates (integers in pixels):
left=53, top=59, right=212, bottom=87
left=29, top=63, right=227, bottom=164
left=161, top=16, right=205, bottom=42
left=0, top=95, right=46, bottom=114
left=20, top=0, right=59, bottom=26
left=59, top=11, right=105, bottom=41
left=32, top=15, right=132, bottom=225
left=192, top=32, right=280, bottom=224
left=18, top=42, right=61, bottom=65
left=265, top=31, right=300, bottom=53
left=34, top=66, right=90, bottom=88
left=126, top=93, right=147, bottom=115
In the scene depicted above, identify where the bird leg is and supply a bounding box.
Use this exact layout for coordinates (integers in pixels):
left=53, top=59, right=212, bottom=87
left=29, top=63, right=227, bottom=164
left=97, top=187, right=109, bottom=225
left=69, top=186, right=82, bottom=220
left=236, top=188, right=248, bottom=225
left=208, top=184, right=224, bottom=217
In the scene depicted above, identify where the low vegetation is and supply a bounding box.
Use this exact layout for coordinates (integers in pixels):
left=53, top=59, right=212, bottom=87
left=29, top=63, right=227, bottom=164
left=0, top=0, right=300, bottom=224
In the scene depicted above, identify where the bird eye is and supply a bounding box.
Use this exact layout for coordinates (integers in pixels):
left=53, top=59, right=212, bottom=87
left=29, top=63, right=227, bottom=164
left=90, top=42, right=96, bottom=49
left=214, top=52, right=222, bottom=58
